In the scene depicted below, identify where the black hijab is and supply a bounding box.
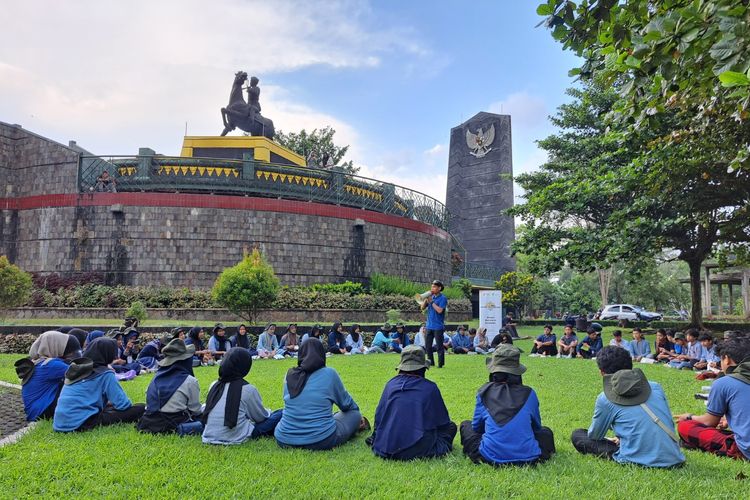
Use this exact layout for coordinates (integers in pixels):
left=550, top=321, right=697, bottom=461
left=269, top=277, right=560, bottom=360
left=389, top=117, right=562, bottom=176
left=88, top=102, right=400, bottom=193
left=349, top=324, right=361, bottom=343
left=331, top=322, right=344, bottom=343
left=85, top=337, right=118, bottom=371
left=188, top=327, right=204, bottom=349
left=212, top=330, right=231, bottom=352
left=286, top=338, right=326, bottom=398
left=202, top=347, right=252, bottom=429
left=233, top=325, right=250, bottom=349
left=67, top=328, right=89, bottom=349
left=477, top=372, right=532, bottom=426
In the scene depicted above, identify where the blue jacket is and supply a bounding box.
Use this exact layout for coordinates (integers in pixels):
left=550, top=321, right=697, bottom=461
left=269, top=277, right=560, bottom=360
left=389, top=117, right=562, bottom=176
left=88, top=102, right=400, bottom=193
left=472, top=389, right=542, bottom=464
left=53, top=371, right=133, bottom=432
left=327, top=332, right=347, bottom=351
left=21, top=359, right=68, bottom=421
left=577, top=336, right=603, bottom=355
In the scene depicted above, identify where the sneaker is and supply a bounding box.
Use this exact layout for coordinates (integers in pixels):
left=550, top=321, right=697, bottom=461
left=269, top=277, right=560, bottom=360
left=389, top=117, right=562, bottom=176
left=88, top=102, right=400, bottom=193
left=568, top=353, right=574, bottom=359
left=529, top=353, right=540, bottom=358
left=556, top=354, right=561, bottom=358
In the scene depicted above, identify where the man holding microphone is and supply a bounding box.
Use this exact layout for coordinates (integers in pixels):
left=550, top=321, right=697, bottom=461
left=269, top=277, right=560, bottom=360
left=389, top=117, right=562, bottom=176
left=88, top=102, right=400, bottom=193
left=423, top=280, right=448, bottom=368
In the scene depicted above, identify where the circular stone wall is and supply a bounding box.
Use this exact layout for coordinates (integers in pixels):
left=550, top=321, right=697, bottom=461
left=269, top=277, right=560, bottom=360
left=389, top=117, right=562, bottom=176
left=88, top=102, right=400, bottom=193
left=10, top=193, right=451, bottom=287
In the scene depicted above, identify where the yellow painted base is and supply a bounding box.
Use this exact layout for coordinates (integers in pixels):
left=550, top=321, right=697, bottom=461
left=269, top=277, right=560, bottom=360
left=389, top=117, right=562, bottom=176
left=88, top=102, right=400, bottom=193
left=180, top=136, right=306, bottom=166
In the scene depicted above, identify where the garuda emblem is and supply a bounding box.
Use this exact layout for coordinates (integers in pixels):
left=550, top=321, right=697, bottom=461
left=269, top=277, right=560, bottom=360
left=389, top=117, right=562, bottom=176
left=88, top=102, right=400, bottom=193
left=466, top=124, right=495, bottom=158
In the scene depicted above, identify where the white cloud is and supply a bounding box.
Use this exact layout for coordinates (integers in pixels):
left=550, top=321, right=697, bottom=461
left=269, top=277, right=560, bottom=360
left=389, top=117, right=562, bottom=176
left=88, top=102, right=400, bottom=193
left=0, top=0, right=425, bottom=156
left=488, top=91, right=547, bottom=130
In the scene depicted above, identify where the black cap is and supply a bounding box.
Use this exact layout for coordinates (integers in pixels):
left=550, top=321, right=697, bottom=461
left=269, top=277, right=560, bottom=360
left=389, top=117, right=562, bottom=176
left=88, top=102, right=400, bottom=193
left=431, top=280, right=444, bottom=291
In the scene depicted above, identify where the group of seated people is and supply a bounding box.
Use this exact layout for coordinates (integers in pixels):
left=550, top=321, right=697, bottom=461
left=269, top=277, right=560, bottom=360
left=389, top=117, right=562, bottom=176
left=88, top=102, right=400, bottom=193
left=529, top=323, right=604, bottom=359
left=15, top=321, right=749, bottom=464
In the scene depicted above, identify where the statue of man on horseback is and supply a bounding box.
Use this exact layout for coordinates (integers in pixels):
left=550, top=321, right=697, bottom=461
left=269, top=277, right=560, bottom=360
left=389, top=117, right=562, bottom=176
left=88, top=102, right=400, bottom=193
left=220, top=71, right=275, bottom=138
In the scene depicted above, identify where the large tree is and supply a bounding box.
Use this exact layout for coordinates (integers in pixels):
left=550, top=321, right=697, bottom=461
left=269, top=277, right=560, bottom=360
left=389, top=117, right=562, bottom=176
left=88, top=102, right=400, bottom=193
left=509, top=80, right=642, bottom=307
left=273, top=126, right=359, bottom=175
left=534, top=1, right=750, bottom=327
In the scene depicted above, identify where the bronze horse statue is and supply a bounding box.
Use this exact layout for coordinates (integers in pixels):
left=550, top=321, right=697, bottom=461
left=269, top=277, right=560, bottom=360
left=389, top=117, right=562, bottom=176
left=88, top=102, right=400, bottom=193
left=220, top=71, right=275, bottom=138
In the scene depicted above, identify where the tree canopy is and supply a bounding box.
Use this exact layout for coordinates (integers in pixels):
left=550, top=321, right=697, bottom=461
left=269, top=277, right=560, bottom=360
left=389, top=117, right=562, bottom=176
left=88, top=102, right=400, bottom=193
left=274, top=126, right=359, bottom=175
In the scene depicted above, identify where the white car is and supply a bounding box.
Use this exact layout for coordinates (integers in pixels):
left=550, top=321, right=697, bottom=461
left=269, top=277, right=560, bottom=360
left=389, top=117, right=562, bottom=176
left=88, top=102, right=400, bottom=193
left=600, top=304, right=662, bottom=322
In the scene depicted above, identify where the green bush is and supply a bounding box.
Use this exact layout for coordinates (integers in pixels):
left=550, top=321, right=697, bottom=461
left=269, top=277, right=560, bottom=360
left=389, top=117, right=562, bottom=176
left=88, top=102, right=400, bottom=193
left=370, top=273, right=425, bottom=297
left=212, top=249, right=280, bottom=323
left=310, top=281, right=364, bottom=295
left=125, top=301, right=148, bottom=323
left=0, top=256, right=33, bottom=310
left=452, top=278, right=473, bottom=299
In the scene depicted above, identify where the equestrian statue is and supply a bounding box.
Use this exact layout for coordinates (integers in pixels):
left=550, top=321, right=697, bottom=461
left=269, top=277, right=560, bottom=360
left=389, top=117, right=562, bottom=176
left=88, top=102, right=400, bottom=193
left=220, top=71, right=275, bottom=138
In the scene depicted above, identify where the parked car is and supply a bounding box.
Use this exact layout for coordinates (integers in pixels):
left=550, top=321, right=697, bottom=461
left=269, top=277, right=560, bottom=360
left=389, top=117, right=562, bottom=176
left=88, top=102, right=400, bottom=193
left=600, top=304, right=663, bottom=322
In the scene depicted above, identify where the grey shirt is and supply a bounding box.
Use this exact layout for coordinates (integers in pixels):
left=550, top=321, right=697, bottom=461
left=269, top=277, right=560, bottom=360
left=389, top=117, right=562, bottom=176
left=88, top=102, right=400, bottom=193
left=152, top=375, right=201, bottom=415
left=202, top=382, right=271, bottom=445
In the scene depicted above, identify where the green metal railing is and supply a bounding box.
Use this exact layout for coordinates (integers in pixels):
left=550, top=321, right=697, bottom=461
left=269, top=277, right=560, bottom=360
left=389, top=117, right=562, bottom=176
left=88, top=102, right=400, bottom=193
left=78, top=154, right=450, bottom=230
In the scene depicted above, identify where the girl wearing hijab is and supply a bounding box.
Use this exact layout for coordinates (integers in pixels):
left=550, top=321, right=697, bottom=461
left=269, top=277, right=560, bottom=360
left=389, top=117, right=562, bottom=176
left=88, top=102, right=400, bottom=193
left=15, top=331, right=81, bottom=421
left=280, top=324, right=300, bottom=356
left=137, top=334, right=172, bottom=370
left=230, top=324, right=258, bottom=357
left=346, top=324, right=364, bottom=354
left=83, top=330, right=105, bottom=348
left=137, top=339, right=202, bottom=434
left=208, top=324, right=231, bottom=361
left=301, top=325, right=323, bottom=344
left=474, top=328, right=490, bottom=354
left=53, top=337, right=146, bottom=432
left=202, top=347, right=283, bottom=444
left=185, top=326, right=212, bottom=366
left=327, top=322, right=347, bottom=355
left=274, top=338, right=366, bottom=450
left=258, top=323, right=281, bottom=359
left=459, top=345, right=555, bottom=465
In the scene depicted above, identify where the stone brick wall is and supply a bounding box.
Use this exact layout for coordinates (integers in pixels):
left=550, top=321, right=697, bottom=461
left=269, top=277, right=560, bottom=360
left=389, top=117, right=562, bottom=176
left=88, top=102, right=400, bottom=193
left=1, top=122, right=451, bottom=287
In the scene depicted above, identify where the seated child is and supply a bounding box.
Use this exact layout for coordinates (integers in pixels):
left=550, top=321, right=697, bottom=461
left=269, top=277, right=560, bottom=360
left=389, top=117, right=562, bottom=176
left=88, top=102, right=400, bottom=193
left=368, top=346, right=456, bottom=460
left=274, top=339, right=367, bottom=450
left=327, top=322, right=348, bottom=355
left=258, top=324, right=281, bottom=359
left=571, top=346, right=685, bottom=467
left=138, top=339, right=202, bottom=434
left=676, top=336, right=750, bottom=461
left=577, top=328, right=603, bottom=359
left=668, top=329, right=701, bottom=369
left=461, top=345, right=555, bottom=465
left=15, top=331, right=81, bottom=421
left=609, top=330, right=630, bottom=351
left=202, top=347, right=283, bottom=444
left=629, top=328, right=651, bottom=362
left=652, top=329, right=674, bottom=362
left=473, top=328, right=490, bottom=354
left=694, top=333, right=720, bottom=372
left=345, top=324, right=365, bottom=354
left=557, top=325, right=578, bottom=358
left=452, top=326, right=474, bottom=354
left=389, top=323, right=410, bottom=354
left=53, top=337, right=145, bottom=432
left=280, top=324, right=300, bottom=356
left=530, top=325, right=557, bottom=357
left=366, top=323, right=393, bottom=354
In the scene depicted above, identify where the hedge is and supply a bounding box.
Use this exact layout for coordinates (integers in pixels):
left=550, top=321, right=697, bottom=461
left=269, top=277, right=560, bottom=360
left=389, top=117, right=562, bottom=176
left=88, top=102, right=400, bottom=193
left=24, top=284, right=471, bottom=313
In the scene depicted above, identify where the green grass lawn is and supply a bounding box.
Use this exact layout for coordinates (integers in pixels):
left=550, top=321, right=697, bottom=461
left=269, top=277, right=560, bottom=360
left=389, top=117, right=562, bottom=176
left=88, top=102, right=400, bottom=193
left=0, top=328, right=747, bottom=498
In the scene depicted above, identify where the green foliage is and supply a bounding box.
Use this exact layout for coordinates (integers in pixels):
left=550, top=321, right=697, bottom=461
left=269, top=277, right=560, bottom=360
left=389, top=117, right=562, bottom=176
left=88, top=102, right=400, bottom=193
left=0, top=256, right=33, bottom=310
left=125, top=301, right=148, bottom=323
left=370, top=273, right=425, bottom=297
left=309, top=281, right=364, bottom=295
left=212, top=249, right=280, bottom=323
left=274, top=126, right=359, bottom=174
left=495, top=272, right=538, bottom=315
left=735, top=298, right=746, bottom=317
left=385, top=309, right=402, bottom=324
left=452, top=278, right=473, bottom=299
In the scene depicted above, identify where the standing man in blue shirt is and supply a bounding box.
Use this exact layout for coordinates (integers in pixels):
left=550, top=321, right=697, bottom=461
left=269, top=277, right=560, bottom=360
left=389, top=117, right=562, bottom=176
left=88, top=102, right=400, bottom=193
left=571, top=346, right=685, bottom=467
left=422, top=280, right=448, bottom=368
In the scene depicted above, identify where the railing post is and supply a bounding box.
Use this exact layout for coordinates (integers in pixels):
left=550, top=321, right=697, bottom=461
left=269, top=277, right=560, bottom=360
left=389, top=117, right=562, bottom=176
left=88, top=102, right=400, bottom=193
left=382, top=183, right=395, bottom=214
left=242, top=153, right=255, bottom=184
left=136, top=147, right=154, bottom=184
left=331, top=166, right=344, bottom=205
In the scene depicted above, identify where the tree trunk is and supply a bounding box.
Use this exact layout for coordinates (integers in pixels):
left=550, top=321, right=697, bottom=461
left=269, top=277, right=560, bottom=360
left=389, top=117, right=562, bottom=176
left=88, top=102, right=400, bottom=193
left=686, top=259, right=705, bottom=329
left=597, top=266, right=613, bottom=308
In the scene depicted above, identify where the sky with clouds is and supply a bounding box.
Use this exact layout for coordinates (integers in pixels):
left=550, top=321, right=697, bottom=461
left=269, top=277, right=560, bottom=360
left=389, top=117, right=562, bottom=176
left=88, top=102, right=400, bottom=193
left=0, top=0, right=580, bottom=204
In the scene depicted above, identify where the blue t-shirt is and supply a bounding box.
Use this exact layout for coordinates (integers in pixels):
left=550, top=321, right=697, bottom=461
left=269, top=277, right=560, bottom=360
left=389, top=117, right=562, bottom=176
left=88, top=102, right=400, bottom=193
left=452, top=333, right=472, bottom=350
left=587, top=381, right=685, bottom=467
left=426, top=293, right=448, bottom=330
left=536, top=333, right=556, bottom=344
left=473, top=389, right=542, bottom=464
left=707, top=375, right=750, bottom=459
left=53, top=371, right=133, bottom=432
left=274, top=367, right=358, bottom=446
left=21, top=359, right=68, bottom=421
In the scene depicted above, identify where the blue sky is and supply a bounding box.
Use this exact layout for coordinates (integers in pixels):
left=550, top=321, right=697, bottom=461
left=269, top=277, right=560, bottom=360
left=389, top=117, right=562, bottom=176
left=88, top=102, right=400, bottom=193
left=0, top=0, right=580, bottom=203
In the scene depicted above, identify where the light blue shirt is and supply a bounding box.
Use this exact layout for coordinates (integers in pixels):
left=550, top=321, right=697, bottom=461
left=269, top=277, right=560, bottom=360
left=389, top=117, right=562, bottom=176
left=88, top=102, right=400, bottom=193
left=702, top=344, right=720, bottom=363
left=587, top=381, right=685, bottom=467
left=629, top=339, right=651, bottom=358
left=258, top=332, right=279, bottom=352
left=274, top=367, right=358, bottom=446
left=53, top=371, right=133, bottom=432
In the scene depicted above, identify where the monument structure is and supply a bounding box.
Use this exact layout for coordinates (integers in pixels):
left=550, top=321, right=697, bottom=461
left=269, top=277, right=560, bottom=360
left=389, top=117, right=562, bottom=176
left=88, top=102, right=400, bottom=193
left=445, top=112, right=515, bottom=276
left=0, top=71, right=452, bottom=288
